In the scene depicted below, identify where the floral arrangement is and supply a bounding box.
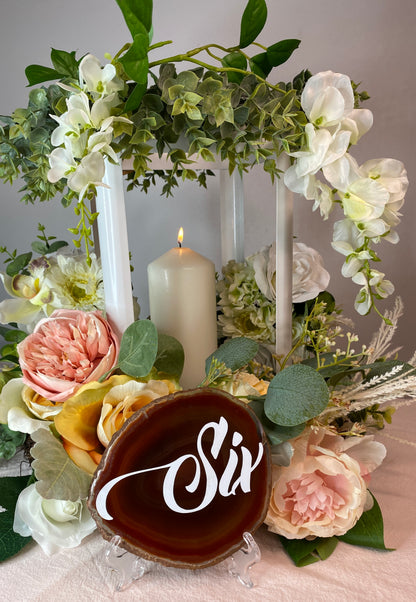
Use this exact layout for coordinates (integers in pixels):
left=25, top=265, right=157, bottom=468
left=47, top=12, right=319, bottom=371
left=0, top=0, right=408, bottom=316
left=0, top=227, right=416, bottom=567
left=217, top=240, right=331, bottom=346
left=0, top=0, right=414, bottom=573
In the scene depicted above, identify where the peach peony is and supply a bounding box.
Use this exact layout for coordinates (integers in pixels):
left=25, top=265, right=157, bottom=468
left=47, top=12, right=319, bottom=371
left=17, top=309, right=119, bottom=403
left=265, top=426, right=386, bottom=539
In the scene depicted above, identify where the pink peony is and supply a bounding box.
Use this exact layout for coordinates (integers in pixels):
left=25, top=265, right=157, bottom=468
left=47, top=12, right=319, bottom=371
left=17, top=309, right=119, bottom=403
left=265, top=426, right=386, bottom=539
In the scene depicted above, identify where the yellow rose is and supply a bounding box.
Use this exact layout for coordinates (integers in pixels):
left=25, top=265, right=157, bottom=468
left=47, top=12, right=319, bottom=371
left=55, top=375, right=179, bottom=474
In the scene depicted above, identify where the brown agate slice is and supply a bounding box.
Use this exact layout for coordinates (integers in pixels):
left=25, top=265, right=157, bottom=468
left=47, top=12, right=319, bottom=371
left=88, top=387, right=271, bottom=569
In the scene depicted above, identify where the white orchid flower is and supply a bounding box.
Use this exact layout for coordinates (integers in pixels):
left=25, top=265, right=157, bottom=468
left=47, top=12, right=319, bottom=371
left=79, top=53, right=124, bottom=97
left=341, top=108, right=373, bottom=144
left=290, top=123, right=351, bottom=176
left=48, top=145, right=77, bottom=183
left=67, top=152, right=107, bottom=198
left=87, top=128, right=118, bottom=162
left=324, top=154, right=389, bottom=223
left=360, top=158, right=408, bottom=203
left=301, top=71, right=355, bottom=128
left=352, top=269, right=394, bottom=314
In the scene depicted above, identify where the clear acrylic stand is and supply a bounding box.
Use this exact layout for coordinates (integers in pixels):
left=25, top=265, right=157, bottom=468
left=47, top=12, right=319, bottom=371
left=101, top=532, right=261, bottom=592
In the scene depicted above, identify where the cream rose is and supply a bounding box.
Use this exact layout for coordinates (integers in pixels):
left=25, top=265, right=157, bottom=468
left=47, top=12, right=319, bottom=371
left=17, top=309, right=119, bottom=403
left=249, top=241, right=330, bottom=304
left=13, top=484, right=96, bottom=555
left=265, top=426, right=385, bottom=539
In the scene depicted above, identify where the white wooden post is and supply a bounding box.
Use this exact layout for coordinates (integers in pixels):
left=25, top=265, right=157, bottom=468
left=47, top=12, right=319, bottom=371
left=96, top=160, right=135, bottom=339
left=275, top=154, right=294, bottom=358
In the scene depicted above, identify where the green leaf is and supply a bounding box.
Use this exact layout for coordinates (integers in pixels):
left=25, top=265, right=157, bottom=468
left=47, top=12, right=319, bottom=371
left=0, top=475, right=33, bottom=561
left=264, top=364, right=329, bottom=426
left=364, top=360, right=415, bottom=384
left=118, top=319, right=158, bottom=378
left=5, top=252, right=32, bottom=276
left=125, top=82, right=148, bottom=112
left=249, top=400, right=305, bottom=445
left=280, top=535, right=338, bottom=567
left=222, top=51, right=248, bottom=83
left=25, top=65, right=61, bottom=86
left=45, top=240, right=69, bottom=254
left=249, top=52, right=270, bottom=78
left=205, top=337, right=259, bottom=374
left=50, top=48, right=80, bottom=78
left=3, top=329, right=26, bottom=343
left=119, top=31, right=149, bottom=84
left=153, top=334, right=184, bottom=378
left=338, top=492, right=392, bottom=550
left=239, top=0, right=268, bottom=48
left=31, top=428, right=92, bottom=501
left=266, top=39, right=301, bottom=68
left=116, top=0, right=153, bottom=36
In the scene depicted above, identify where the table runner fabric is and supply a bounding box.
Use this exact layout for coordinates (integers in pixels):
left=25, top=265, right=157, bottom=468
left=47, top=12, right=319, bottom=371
left=0, top=405, right=415, bottom=602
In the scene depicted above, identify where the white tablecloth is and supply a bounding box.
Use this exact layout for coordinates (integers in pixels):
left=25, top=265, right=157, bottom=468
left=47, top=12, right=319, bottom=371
left=1, top=404, right=415, bottom=602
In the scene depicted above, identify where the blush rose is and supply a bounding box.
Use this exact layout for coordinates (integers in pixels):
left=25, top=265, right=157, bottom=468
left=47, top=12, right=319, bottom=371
left=17, top=309, right=119, bottom=403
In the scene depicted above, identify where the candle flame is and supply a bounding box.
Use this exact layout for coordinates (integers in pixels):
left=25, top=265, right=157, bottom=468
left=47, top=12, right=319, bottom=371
left=177, top=227, right=184, bottom=247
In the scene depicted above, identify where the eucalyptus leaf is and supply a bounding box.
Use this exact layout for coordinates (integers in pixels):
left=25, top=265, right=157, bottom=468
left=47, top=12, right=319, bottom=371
left=205, top=337, right=259, bottom=374
left=153, top=333, right=184, bottom=378
left=338, top=492, right=392, bottom=550
left=265, top=364, right=329, bottom=426
left=0, top=476, right=33, bottom=562
left=249, top=399, right=305, bottom=445
left=5, top=252, right=32, bottom=277
left=279, top=535, right=338, bottom=567
left=239, top=0, right=268, bottom=48
left=31, top=428, right=92, bottom=501
left=118, top=319, right=158, bottom=378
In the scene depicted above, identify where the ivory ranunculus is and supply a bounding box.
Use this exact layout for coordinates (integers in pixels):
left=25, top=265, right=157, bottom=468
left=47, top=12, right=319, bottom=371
left=13, top=484, right=95, bottom=556
left=265, top=427, right=385, bottom=539
left=17, top=309, right=119, bottom=403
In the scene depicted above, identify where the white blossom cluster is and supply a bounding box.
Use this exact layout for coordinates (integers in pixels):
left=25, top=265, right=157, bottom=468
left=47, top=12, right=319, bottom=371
left=47, top=55, right=131, bottom=199
left=284, top=71, right=408, bottom=315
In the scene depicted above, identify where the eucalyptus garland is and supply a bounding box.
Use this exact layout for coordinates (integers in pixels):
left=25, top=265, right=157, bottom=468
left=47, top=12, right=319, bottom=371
left=0, top=0, right=408, bottom=317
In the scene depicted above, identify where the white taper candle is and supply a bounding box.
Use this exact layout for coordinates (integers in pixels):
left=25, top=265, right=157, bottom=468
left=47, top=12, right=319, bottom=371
left=95, top=159, right=134, bottom=339
left=275, top=154, right=294, bottom=358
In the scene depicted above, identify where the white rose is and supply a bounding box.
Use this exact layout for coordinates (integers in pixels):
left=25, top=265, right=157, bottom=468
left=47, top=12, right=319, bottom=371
left=13, top=484, right=96, bottom=555
left=249, top=242, right=330, bottom=304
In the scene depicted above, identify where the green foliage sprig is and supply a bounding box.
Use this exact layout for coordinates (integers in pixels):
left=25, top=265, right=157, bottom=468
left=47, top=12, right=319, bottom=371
left=0, top=0, right=308, bottom=258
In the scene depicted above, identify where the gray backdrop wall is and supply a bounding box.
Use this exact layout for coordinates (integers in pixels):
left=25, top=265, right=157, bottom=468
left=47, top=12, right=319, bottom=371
left=1, top=0, right=414, bottom=355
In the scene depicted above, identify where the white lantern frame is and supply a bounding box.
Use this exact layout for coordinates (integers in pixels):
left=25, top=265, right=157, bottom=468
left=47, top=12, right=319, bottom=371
left=96, top=155, right=293, bottom=357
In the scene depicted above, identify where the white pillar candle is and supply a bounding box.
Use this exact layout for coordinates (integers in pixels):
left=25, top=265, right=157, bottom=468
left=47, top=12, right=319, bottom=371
left=147, top=230, right=217, bottom=389
left=275, top=154, right=294, bottom=358
left=95, top=159, right=135, bottom=340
